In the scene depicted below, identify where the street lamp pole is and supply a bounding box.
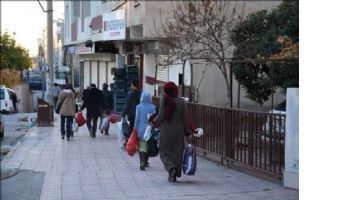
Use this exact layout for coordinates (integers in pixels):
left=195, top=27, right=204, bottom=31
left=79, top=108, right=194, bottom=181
left=47, top=0, right=54, bottom=106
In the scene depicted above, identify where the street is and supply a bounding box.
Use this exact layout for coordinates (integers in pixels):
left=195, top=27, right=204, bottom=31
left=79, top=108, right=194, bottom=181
left=1, top=114, right=298, bottom=200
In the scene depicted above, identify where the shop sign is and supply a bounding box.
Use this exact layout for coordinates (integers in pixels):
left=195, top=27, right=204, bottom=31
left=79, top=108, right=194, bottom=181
left=102, top=9, right=125, bottom=40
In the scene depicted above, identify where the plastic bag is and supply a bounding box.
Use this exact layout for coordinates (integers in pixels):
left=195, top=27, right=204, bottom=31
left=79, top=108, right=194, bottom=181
left=117, top=121, right=125, bottom=147
left=100, top=116, right=109, bottom=131
left=183, top=144, right=197, bottom=175
left=72, top=120, right=78, bottom=132
left=126, top=128, right=138, bottom=156
left=109, top=113, right=120, bottom=123
left=147, top=137, right=159, bottom=157
left=143, top=125, right=152, bottom=141
left=76, top=112, right=86, bottom=127
left=121, top=118, right=131, bottom=138
left=193, top=128, right=204, bottom=137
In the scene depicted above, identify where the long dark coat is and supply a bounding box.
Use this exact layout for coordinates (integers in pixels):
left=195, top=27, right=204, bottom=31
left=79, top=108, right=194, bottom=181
left=153, top=96, right=190, bottom=177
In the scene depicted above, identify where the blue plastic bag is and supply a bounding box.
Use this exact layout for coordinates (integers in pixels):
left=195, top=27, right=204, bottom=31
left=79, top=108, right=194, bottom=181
left=182, top=144, right=197, bottom=175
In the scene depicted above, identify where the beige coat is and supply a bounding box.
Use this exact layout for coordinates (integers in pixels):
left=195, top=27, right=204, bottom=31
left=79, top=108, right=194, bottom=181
left=56, top=89, right=76, bottom=116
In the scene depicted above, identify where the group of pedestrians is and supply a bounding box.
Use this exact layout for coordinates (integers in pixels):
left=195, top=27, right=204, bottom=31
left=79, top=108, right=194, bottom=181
left=55, top=79, right=193, bottom=183
left=80, top=83, right=114, bottom=137
left=121, top=79, right=192, bottom=182
left=55, top=82, right=113, bottom=140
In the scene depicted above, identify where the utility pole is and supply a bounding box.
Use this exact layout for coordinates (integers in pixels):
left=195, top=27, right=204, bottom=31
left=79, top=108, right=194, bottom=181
left=47, top=0, right=54, bottom=106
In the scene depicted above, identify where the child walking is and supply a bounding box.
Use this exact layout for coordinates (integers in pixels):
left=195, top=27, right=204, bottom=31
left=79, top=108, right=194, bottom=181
left=135, top=92, right=156, bottom=170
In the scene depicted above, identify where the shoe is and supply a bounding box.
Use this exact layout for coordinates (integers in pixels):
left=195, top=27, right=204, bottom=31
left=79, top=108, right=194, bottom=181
left=70, top=133, right=74, bottom=137
left=168, top=168, right=177, bottom=182
left=66, top=137, right=70, bottom=141
left=61, top=135, right=64, bottom=140
left=90, top=129, right=96, bottom=137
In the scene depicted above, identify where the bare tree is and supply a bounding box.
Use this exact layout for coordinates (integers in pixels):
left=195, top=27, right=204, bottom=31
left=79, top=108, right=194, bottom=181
left=154, top=0, right=245, bottom=106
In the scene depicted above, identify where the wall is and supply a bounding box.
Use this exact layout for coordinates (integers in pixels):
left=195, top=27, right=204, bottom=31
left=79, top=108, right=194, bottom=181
left=284, top=88, right=299, bottom=189
left=192, top=63, right=285, bottom=111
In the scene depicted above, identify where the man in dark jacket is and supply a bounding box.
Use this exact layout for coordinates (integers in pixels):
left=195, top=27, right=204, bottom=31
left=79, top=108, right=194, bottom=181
left=100, top=83, right=113, bottom=135
left=80, top=83, right=103, bottom=137
left=122, top=79, right=141, bottom=132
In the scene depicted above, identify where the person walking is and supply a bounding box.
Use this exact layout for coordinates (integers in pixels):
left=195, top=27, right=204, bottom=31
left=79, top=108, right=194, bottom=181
left=80, top=83, right=103, bottom=138
left=55, top=83, right=76, bottom=141
left=122, top=79, right=141, bottom=142
left=100, top=83, right=113, bottom=135
left=135, top=91, right=156, bottom=171
left=152, top=81, right=192, bottom=182
left=53, top=83, right=61, bottom=108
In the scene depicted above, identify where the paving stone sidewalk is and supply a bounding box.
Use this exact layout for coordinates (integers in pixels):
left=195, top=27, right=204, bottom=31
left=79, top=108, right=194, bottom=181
left=1, top=115, right=298, bottom=200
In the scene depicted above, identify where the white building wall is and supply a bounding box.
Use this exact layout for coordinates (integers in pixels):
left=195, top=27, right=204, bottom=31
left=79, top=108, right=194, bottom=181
left=83, top=61, right=90, bottom=88
left=99, top=61, right=106, bottom=89
left=143, top=53, right=156, bottom=94
left=284, top=88, right=299, bottom=190
left=91, top=61, right=98, bottom=86
left=107, top=62, right=115, bottom=87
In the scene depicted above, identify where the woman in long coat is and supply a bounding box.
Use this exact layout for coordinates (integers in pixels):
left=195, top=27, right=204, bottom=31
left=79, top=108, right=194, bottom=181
left=56, top=83, right=76, bottom=141
left=153, top=81, right=192, bottom=182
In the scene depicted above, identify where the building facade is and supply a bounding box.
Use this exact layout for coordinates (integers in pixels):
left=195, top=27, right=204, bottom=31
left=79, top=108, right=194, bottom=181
left=64, top=0, right=284, bottom=110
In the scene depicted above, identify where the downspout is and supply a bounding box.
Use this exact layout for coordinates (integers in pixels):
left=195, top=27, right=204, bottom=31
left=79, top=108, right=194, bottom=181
left=195, top=63, right=207, bottom=103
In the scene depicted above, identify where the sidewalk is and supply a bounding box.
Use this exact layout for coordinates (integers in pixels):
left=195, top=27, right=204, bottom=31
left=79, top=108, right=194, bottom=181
left=1, top=115, right=298, bottom=200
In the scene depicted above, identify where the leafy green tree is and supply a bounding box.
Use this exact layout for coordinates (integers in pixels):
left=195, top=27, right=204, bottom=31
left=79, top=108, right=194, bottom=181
left=0, top=32, right=32, bottom=70
left=231, top=1, right=299, bottom=106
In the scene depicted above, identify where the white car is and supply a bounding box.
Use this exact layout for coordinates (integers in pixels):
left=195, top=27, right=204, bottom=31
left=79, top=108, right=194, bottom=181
left=0, top=85, right=16, bottom=114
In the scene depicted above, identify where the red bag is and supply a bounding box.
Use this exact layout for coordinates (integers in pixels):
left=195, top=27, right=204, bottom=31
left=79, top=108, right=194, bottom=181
left=76, top=112, right=86, bottom=127
left=109, top=113, right=120, bottom=123
left=126, top=128, right=138, bottom=156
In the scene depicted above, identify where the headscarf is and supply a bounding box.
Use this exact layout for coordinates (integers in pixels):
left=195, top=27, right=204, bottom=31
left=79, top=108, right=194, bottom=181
left=163, top=81, right=178, bottom=122
left=63, top=83, right=72, bottom=90
left=140, top=91, right=152, bottom=104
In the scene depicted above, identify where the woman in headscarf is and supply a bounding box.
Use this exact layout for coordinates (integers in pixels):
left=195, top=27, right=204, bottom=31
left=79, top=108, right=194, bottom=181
left=135, top=91, right=156, bottom=171
left=152, top=81, right=192, bottom=182
left=55, top=83, right=76, bottom=141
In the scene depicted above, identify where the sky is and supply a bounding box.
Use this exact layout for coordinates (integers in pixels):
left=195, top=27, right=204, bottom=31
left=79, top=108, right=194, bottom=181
left=1, top=1, right=64, bottom=57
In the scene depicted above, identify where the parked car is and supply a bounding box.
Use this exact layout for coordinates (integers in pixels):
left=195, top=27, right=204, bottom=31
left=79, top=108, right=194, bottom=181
left=0, top=114, right=4, bottom=137
left=0, top=85, right=17, bottom=114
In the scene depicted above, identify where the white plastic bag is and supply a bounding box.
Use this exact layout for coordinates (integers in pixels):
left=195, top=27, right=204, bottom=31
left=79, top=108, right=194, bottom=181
left=144, top=125, right=152, bottom=141
left=117, top=121, right=126, bottom=148
left=99, top=116, right=109, bottom=131
left=72, top=120, right=78, bottom=132
left=193, top=128, right=204, bottom=137
left=117, top=120, right=123, bottom=137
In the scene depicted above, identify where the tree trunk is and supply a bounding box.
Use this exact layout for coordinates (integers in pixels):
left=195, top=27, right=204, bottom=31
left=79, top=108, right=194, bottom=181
left=219, top=63, right=231, bottom=107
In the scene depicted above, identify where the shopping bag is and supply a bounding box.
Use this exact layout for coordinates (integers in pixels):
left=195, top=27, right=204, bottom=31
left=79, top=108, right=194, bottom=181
left=121, top=118, right=131, bottom=138
left=126, top=128, right=138, bottom=156
left=182, top=144, right=197, bottom=175
left=99, top=116, right=109, bottom=131
left=109, top=113, right=120, bottom=123
left=147, top=137, right=159, bottom=157
left=143, top=125, right=152, bottom=141
left=76, top=112, right=86, bottom=127
left=72, top=119, right=79, bottom=132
